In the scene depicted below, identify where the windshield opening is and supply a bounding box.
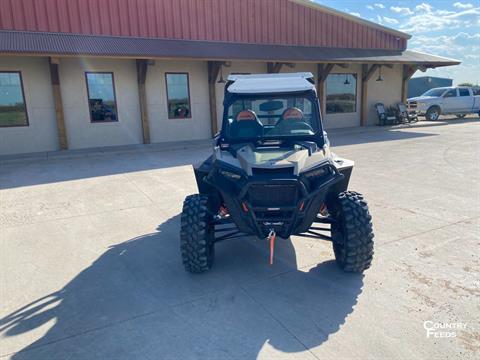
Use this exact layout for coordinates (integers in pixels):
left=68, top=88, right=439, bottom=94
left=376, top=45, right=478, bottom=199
left=224, top=94, right=320, bottom=141
left=421, top=88, right=447, bottom=97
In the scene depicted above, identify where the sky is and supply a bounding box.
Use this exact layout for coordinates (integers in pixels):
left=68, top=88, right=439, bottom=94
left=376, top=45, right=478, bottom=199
left=314, top=0, right=480, bottom=85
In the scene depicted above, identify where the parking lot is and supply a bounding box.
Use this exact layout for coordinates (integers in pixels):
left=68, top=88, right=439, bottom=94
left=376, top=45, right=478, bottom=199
left=1, top=118, right=479, bottom=359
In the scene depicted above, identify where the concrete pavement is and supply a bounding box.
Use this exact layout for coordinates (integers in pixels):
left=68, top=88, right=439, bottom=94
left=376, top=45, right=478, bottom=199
left=1, top=118, right=479, bottom=359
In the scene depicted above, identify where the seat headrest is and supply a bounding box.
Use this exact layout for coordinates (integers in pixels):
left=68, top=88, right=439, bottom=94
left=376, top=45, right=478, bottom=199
left=230, top=110, right=262, bottom=138
left=236, top=110, right=257, bottom=121
left=282, top=107, right=303, bottom=120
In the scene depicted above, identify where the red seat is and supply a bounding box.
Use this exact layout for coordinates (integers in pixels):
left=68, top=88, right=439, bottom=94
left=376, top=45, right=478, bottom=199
left=229, top=110, right=263, bottom=138
left=281, top=107, right=304, bottom=121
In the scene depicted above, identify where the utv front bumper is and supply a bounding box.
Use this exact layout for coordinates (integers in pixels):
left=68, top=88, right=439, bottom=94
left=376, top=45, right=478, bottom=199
left=205, top=160, right=352, bottom=239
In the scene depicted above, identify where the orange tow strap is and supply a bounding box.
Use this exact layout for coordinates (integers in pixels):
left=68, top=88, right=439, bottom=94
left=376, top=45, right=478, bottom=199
left=269, top=231, right=276, bottom=265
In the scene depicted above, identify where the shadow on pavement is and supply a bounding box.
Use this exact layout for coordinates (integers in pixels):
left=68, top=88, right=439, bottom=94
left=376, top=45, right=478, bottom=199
left=1, top=215, right=364, bottom=359
left=329, top=116, right=479, bottom=147
left=330, top=129, right=437, bottom=147
left=0, top=145, right=213, bottom=190
left=4, top=117, right=478, bottom=190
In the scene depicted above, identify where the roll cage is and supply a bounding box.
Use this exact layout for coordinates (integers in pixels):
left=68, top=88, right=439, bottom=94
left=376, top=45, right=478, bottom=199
left=217, top=88, right=326, bottom=149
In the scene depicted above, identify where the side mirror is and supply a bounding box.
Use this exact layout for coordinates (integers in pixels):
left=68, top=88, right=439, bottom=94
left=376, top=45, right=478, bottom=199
left=323, top=131, right=330, bottom=147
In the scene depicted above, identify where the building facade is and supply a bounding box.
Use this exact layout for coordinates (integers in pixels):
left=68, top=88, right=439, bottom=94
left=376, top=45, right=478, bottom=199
left=0, top=0, right=459, bottom=155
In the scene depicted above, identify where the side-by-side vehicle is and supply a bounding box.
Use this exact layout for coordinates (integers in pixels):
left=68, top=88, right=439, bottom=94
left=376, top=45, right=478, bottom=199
left=180, top=73, right=374, bottom=273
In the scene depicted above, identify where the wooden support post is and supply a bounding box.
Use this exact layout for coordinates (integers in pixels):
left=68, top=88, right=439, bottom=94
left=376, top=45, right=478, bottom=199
left=401, top=64, right=418, bottom=103
left=360, top=64, right=381, bottom=126
left=317, top=64, right=325, bottom=118
left=317, top=63, right=335, bottom=118
left=49, top=57, right=68, bottom=150
left=136, top=59, right=150, bottom=144
left=267, top=62, right=284, bottom=73
left=207, top=61, right=222, bottom=137
left=267, top=62, right=296, bottom=73
left=361, top=65, right=369, bottom=127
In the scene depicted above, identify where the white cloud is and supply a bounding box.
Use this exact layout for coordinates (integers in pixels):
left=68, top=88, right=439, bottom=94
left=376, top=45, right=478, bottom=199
left=415, top=3, right=433, bottom=13
left=366, top=5, right=374, bottom=10
left=349, top=12, right=361, bottom=17
left=465, top=54, right=480, bottom=60
left=374, top=3, right=385, bottom=9
left=453, top=2, right=474, bottom=9
left=410, top=32, right=480, bottom=53
left=390, top=6, right=413, bottom=15
left=375, top=15, right=400, bottom=25
left=409, top=32, right=480, bottom=85
left=436, top=9, right=456, bottom=15
left=400, top=4, right=480, bottom=32
left=382, top=16, right=399, bottom=24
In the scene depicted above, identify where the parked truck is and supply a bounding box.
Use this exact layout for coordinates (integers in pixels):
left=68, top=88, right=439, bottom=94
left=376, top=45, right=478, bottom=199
left=407, top=86, right=480, bottom=121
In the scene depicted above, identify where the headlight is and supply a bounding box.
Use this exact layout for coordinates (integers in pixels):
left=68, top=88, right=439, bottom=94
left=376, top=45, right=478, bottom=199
left=219, top=169, right=242, bottom=180
left=301, top=165, right=332, bottom=191
left=303, top=166, right=327, bottom=179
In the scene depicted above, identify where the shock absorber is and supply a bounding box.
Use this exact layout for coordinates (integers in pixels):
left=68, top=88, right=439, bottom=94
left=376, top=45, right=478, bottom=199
left=267, top=229, right=276, bottom=265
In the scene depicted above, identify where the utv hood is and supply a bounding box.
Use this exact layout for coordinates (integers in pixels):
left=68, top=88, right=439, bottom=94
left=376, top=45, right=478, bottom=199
left=215, top=144, right=328, bottom=176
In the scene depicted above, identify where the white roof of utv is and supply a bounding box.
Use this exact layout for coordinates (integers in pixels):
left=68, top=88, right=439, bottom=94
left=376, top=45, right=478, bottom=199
left=227, top=72, right=316, bottom=94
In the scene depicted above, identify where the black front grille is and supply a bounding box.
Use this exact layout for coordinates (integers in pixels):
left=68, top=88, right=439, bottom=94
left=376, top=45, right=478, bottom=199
left=252, top=167, right=294, bottom=176
left=247, top=184, right=298, bottom=207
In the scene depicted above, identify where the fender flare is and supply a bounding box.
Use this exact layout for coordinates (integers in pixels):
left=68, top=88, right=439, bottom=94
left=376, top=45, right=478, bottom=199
left=426, top=104, right=442, bottom=114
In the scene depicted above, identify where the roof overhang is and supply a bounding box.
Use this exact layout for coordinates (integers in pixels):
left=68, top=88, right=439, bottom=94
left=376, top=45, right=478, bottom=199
left=0, top=31, right=460, bottom=68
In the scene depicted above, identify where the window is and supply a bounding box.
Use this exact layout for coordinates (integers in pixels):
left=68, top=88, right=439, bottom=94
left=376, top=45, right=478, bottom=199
left=231, top=99, right=253, bottom=118
left=225, top=95, right=319, bottom=140
left=473, top=87, right=480, bottom=96
left=0, top=71, right=28, bottom=127
left=325, top=74, right=357, bottom=114
left=443, top=89, right=457, bottom=98
left=165, top=73, right=191, bottom=119
left=422, top=88, right=448, bottom=97
left=85, top=72, right=118, bottom=122
left=459, top=88, right=470, bottom=97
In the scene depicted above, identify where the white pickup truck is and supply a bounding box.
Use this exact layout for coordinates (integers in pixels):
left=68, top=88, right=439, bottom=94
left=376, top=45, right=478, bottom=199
left=407, top=86, right=480, bottom=121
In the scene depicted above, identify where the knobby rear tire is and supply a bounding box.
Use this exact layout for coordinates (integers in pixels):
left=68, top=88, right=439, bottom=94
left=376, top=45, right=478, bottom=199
left=180, top=194, right=215, bottom=273
left=330, top=191, right=374, bottom=273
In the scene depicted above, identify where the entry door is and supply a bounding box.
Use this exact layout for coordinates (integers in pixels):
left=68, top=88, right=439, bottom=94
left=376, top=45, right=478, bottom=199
left=442, top=89, right=460, bottom=112
left=457, top=88, right=472, bottom=112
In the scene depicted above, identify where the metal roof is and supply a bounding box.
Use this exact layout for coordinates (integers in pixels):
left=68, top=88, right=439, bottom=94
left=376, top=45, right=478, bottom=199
left=0, top=0, right=408, bottom=50
left=291, top=0, right=410, bottom=39
left=227, top=73, right=316, bottom=94
left=0, top=31, right=460, bottom=67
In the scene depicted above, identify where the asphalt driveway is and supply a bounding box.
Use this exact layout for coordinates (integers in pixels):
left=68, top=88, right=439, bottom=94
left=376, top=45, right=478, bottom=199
left=1, top=118, right=479, bottom=359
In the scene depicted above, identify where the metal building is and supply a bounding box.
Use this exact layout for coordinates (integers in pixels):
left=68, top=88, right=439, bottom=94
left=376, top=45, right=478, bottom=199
left=0, top=0, right=460, bottom=155
left=408, top=76, right=454, bottom=98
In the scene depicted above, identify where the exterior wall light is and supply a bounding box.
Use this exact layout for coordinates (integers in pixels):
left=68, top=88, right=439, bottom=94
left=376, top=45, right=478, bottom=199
left=376, top=66, right=384, bottom=82
left=218, top=65, right=226, bottom=83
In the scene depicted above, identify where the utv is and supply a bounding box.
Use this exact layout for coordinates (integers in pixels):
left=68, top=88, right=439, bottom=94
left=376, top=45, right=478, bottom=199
left=180, top=73, right=374, bottom=273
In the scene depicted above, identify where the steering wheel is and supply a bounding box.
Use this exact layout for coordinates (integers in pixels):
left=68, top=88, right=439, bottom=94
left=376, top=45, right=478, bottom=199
left=281, top=121, right=314, bottom=133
